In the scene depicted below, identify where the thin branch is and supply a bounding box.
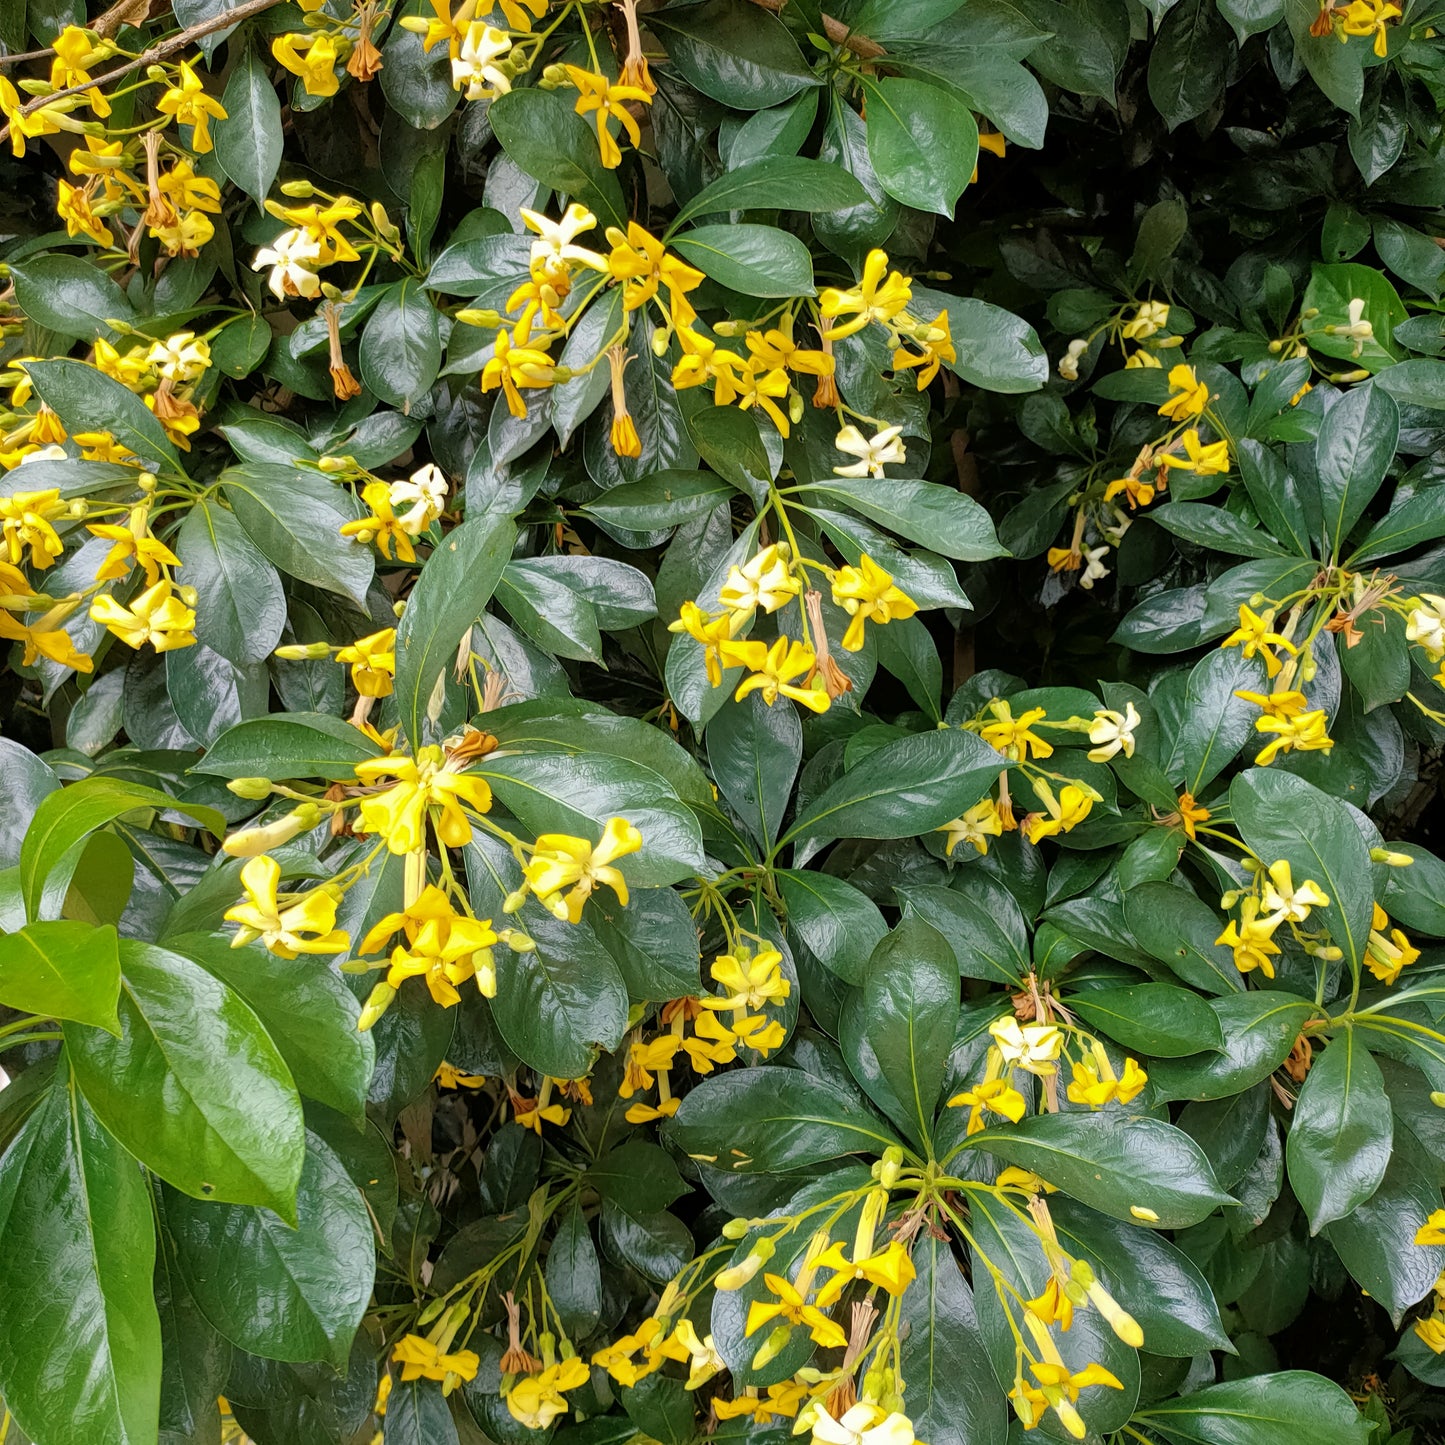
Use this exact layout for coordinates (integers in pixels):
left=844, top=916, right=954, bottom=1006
left=0, top=0, right=286, bottom=144
left=744, top=0, right=887, bottom=59
left=0, top=0, right=158, bottom=68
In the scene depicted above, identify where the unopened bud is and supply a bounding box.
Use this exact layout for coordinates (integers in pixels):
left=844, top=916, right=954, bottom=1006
left=539, top=62, right=568, bottom=87
left=789, top=390, right=804, bottom=424
left=280, top=179, right=316, bottom=198
left=721, top=1217, right=751, bottom=1240
left=221, top=803, right=323, bottom=857
left=750, top=1323, right=792, bottom=1371
left=650, top=327, right=670, bottom=357
left=137, top=471, right=157, bottom=492
left=226, top=776, right=275, bottom=799
left=456, top=308, right=502, bottom=328
left=274, top=640, right=333, bottom=660
left=1431, top=1092, right=1445, bottom=1108
left=67, top=499, right=87, bottom=518
left=1329, top=369, right=1370, bottom=383
left=1370, top=848, right=1414, bottom=866
left=715, top=1238, right=773, bottom=1290
left=874, top=1145, right=903, bottom=1189
left=316, top=455, right=354, bottom=472
left=503, top=889, right=528, bottom=914
left=177, top=585, right=198, bottom=607
left=358, top=981, right=396, bottom=1031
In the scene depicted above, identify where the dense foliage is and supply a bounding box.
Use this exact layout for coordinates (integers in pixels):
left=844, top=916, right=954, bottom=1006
left=2, top=0, right=1445, bottom=1443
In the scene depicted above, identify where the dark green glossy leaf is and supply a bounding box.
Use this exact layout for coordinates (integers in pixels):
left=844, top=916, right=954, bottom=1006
left=0, top=919, right=120, bottom=1033
left=1148, top=992, right=1317, bottom=1101
left=650, top=0, right=818, bottom=110
left=708, top=691, right=802, bottom=849
left=1136, top=1371, right=1370, bottom=1445
left=671, top=223, right=815, bottom=297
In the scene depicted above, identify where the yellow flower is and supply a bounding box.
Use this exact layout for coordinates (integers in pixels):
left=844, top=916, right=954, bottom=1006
left=593, top=1318, right=667, bottom=1387
left=892, top=309, right=956, bottom=388
left=496, top=0, right=547, bottom=30
left=564, top=65, right=651, bottom=169
left=1023, top=784, right=1093, bottom=844
left=0, top=595, right=93, bottom=672
left=354, top=744, right=494, bottom=853
left=1260, top=861, right=1329, bottom=922
left=668, top=601, right=738, bottom=686
left=340, top=481, right=418, bottom=562
left=392, top=1334, right=480, bottom=1396
left=667, top=1319, right=725, bottom=1391
left=830, top=555, right=918, bottom=652
left=1159, top=428, right=1229, bottom=475
left=746, top=323, right=834, bottom=380
left=938, top=797, right=1005, bottom=857
left=1222, top=604, right=1297, bottom=678
left=1416, top=1208, right=1445, bottom=1247
left=1216, top=895, right=1283, bottom=979
left=56, top=178, right=112, bottom=246
left=811, top=1402, right=918, bottom=1445
left=1103, top=470, right=1164, bottom=510
left=745, top=1273, right=848, bottom=1350
left=712, top=356, right=793, bottom=438
left=90, top=578, right=196, bottom=651
left=819, top=249, right=912, bottom=340
left=50, top=26, right=110, bottom=116
left=0, top=488, right=66, bottom=569
left=720, top=636, right=831, bottom=713
left=1065, top=1040, right=1148, bottom=1108
left=156, top=61, right=228, bottom=153
left=948, top=1076, right=1027, bottom=1135
left=605, top=222, right=705, bottom=324
left=1157, top=363, right=1208, bottom=421
left=360, top=884, right=499, bottom=1007
left=272, top=33, right=341, bottom=97
left=158, top=158, right=222, bottom=215
left=1234, top=686, right=1310, bottom=720
left=223, top=855, right=349, bottom=958
left=521, top=817, right=643, bottom=922
left=435, top=1061, right=488, bottom=1088
left=1365, top=904, right=1420, bottom=985
left=1415, top=1315, right=1445, bottom=1353
left=1254, top=708, right=1333, bottom=766
left=480, top=327, right=558, bottom=419
left=990, top=1016, right=1064, bottom=1076
left=1121, top=301, right=1169, bottom=339
left=1341, top=0, right=1400, bottom=54
left=505, top=1357, right=589, bottom=1430
left=1175, top=790, right=1210, bottom=840
left=1087, top=703, right=1140, bottom=762
left=978, top=699, right=1053, bottom=760
left=335, top=627, right=396, bottom=697
left=270, top=198, right=363, bottom=263
left=702, top=947, right=789, bottom=1011
left=88, top=504, right=180, bottom=586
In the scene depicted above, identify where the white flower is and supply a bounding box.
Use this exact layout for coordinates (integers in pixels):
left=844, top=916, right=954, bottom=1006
left=520, top=202, right=607, bottom=278
left=18, top=444, right=68, bottom=464
left=1405, top=594, right=1445, bottom=662
left=146, top=331, right=210, bottom=384
left=1058, top=338, right=1087, bottom=381
left=253, top=227, right=322, bottom=301
left=389, top=462, right=448, bottom=535
left=833, top=424, right=906, bottom=479
left=669, top=1319, right=724, bottom=1391
left=452, top=22, right=511, bottom=100
left=1260, top=861, right=1330, bottom=923
left=1087, top=701, right=1140, bottom=762
left=989, top=1016, right=1062, bottom=1075
left=1336, top=297, right=1374, bottom=357
left=1078, top=543, right=1110, bottom=590
left=812, top=1403, right=916, bottom=1445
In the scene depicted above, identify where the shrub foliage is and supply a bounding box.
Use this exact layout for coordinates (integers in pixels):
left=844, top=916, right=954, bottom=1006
left=1, top=0, right=1444, bottom=1443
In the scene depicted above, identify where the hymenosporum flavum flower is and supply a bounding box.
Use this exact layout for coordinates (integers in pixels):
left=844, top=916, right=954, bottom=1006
left=224, top=855, right=349, bottom=957
left=514, top=817, right=644, bottom=922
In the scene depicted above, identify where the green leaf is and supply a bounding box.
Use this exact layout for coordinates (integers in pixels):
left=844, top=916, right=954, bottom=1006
left=360, top=279, right=443, bottom=413
left=812, top=95, right=900, bottom=262
left=1070, top=983, right=1225, bottom=1058
left=222, top=463, right=374, bottom=609
left=670, top=156, right=868, bottom=229
left=1323, top=1147, right=1445, bottom=1320
left=394, top=513, right=516, bottom=746
left=1151, top=503, right=1290, bottom=559
left=1380, top=842, right=1445, bottom=936
left=1373, top=358, right=1445, bottom=411
left=0, top=919, right=120, bottom=1033
left=1048, top=1197, right=1231, bottom=1356
left=198, top=712, right=384, bottom=782
left=0, top=1063, right=160, bottom=1445
left=649, top=0, right=819, bottom=110
left=1164, top=648, right=1260, bottom=795
left=388, top=1379, right=460, bottom=1445
left=798, top=478, right=1006, bottom=561
left=487, top=86, right=626, bottom=229
left=898, top=1231, right=1006, bottom=1445
left=964, top=1111, right=1233, bottom=1228
left=490, top=909, right=630, bottom=1079
left=860, top=75, right=977, bottom=216
left=1302, top=262, right=1405, bottom=369
left=1230, top=768, right=1374, bottom=982
left=1217, top=0, right=1283, bottom=41
left=169, top=931, right=374, bottom=1118
left=546, top=1203, right=603, bottom=1338
left=898, top=883, right=1030, bottom=987
left=1351, top=486, right=1445, bottom=564
left=912, top=284, right=1049, bottom=393
left=1124, top=882, right=1244, bottom=995
left=785, top=728, right=1004, bottom=846
left=1147, top=992, right=1317, bottom=1100
left=379, top=0, right=459, bottom=127
left=582, top=470, right=735, bottom=531
left=65, top=939, right=305, bottom=1218
left=849, top=916, right=957, bottom=1149
left=26, top=358, right=179, bottom=474
left=708, top=691, right=802, bottom=849
left=1136, top=1370, right=1372, bottom=1445
left=10, top=255, right=136, bottom=341
left=1285, top=0, right=1365, bottom=114
left=20, top=776, right=224, bottom=922
left=1315, top=383, right=1399, bottom=561
left=166, top=1133, right=375, bottom=1371
left=670, top=222, right=816, bottom=297
left=1286, top=1029, right=1392, bottom=1233
left=213, top=42, right=283, bottom=206
left=667, top=1066, right=903, bottom=1170
left=176, top=499, right=287, bottom=665
left=590, top=886, right=702, bottom=1004
left=1147, top=0, right=1231, bottom=129
left=1236, top=439, right=1313, bottom=558
left=777, top=869, right=887, bottom=985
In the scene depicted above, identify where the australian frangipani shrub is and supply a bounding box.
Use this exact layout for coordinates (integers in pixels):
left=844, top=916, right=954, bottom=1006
left=1, top=0, right=1445, bottom=1442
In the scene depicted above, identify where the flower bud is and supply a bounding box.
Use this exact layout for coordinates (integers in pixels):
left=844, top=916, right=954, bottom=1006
left=280, top=179, right=316, bottom=198
left=750, top=1323, right=792, bottom=1370
left=1371, top=848, right=1414, bottom=867
left=721, top=1217, right=751, bottom=1240
left=221, top=803, right=323, bottom=857
left=226, top=776, right=275, bottom=799
left=789, top=390, right=804, bottom=425
left=456, top=308, right=502, bottom=328
left=274, top=640, right=333, bottom=660
left=358, top=981, right=396, bottom=1031
left=503, top=889, right=527, bottom=914
left=177, top=585, right=198, bottom=606
left=874, top=1145, right=903, bottom=1189
left=715, top=1237, right=773, bottom=1290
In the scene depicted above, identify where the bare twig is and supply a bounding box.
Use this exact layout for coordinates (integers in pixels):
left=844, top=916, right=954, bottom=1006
left=0, top=0, right=286, bottom=145
left=744, top=0, right=887, bottom=60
